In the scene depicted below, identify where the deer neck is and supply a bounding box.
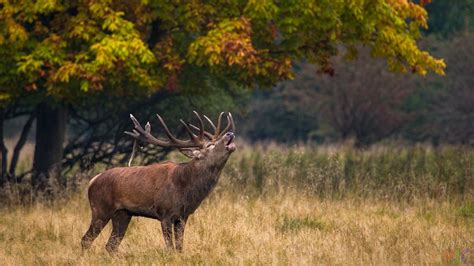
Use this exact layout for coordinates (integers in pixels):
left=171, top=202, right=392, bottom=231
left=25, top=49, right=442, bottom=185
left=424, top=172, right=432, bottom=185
left=174, top=158, right=226, bottom=194
left=168, top=159, right=227, bottom=215
left=190, top=157, right=227, bottom=182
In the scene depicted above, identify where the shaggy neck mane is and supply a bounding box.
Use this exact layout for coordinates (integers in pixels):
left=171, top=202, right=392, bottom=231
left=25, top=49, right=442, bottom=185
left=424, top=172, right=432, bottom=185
left=172, top=158, right=227, bottom=191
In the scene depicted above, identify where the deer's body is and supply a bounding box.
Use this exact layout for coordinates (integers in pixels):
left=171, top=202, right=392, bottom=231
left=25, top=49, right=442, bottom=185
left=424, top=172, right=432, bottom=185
left=88, top=159, right=227, bottom=221
left=81, top=112, right=236, bottom=253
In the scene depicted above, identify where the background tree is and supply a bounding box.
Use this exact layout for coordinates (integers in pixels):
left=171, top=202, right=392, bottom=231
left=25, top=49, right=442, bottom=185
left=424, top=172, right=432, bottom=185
left=410, top=33, right=474, bottom=144
left=0, top=0, right=445, bottom=188
left=238, top=83, right=319, bottom=142
left=239, top=51, right=415, bottom=145
left=313, top=50, right=415, bottom=145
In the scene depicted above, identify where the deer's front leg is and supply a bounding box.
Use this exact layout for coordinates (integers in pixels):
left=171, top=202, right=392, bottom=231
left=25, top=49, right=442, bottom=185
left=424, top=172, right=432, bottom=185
left=161, top=219, right=174, bottom=249
left=173, top=218, right=187, bottom=252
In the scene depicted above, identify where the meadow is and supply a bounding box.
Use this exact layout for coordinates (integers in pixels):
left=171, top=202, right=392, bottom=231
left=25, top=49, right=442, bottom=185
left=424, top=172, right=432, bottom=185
left=0, top=143, right=472, bottom=264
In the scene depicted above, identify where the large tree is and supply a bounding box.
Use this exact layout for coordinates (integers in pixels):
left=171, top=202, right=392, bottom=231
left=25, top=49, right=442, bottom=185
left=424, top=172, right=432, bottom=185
left=0, top=0, right=445, bottom=188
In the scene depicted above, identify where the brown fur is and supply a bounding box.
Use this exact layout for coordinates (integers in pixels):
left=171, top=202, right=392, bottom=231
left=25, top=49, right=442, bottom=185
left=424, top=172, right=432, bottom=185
left=81, top=132, right=235, bottom=252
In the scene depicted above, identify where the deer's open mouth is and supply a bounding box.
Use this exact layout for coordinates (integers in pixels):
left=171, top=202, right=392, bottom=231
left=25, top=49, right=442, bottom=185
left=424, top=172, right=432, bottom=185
left=226, top=135, right=234, bottom=146
left=225, top=135, right=236, bottom=152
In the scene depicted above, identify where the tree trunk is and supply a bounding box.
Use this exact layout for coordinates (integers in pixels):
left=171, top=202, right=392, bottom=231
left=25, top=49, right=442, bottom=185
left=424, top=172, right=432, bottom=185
left=9, top=112, right=35, bottom=177
left=32, top=102, right=67, bottom=190
left=0, top=109, right=8, bottom=185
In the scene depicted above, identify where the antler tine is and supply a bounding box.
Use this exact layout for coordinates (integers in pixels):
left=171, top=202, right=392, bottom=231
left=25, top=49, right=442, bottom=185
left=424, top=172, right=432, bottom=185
left=192, top=111, right=204, bottom=140
left=125, top=114, right=204, bottom=149
left=187, top=113, right=215, bottom=140
left=129, top=114, right=142, bottom=132
left=229, top=112, right=235, bottom=132
left=214, top=112, right=224, bottom=138
left=218, top=112, right=235, bottom=138
left=203, top=114, right=217, bottom=131
left=189, top=124, right=214, bottom=139
left=125, top=115, right=149, bottom=142
left=145, top=122, right=151, bottom=133
left=156, top=114, right=187, bottom=144
left=180, top=119, right=199, bottom=142
left=124, top=129, right=139, bottom=138
left=125, top=114, right=167, bottom=146
left=156, top=113, right=206, bottom=147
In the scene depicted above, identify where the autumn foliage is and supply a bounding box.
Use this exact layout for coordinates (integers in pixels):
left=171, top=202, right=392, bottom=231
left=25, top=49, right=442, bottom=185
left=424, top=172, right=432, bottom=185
left=0, top=0, right=445, bottom=102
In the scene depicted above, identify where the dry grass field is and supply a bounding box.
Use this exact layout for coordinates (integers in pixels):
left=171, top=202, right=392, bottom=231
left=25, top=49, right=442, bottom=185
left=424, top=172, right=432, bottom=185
left=0, top=192, right=472, bottom=264
left=0, top=144, right=472, bottom=264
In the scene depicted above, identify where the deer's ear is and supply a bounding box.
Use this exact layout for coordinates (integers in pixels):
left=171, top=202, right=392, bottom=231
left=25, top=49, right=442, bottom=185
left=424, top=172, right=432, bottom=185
left=179, top=149, right=194, bottom=158
left=179, top=149, right=203, bottom=159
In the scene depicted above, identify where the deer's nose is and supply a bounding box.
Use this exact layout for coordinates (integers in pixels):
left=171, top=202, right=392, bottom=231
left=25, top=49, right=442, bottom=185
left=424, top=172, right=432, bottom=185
left=225, top=132, right=234, bottom=137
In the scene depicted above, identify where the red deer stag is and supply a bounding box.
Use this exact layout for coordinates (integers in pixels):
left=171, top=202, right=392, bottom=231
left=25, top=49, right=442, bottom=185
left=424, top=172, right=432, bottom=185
left=81, top=111, right=236, bottom=252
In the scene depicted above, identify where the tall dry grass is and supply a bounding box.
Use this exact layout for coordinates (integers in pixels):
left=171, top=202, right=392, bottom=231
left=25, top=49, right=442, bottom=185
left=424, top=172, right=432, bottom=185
left=222, top=143, right=473, bottom=201
left=0, top=192, right=472, bottom=264
left=0, top=143, right=472, bottom=264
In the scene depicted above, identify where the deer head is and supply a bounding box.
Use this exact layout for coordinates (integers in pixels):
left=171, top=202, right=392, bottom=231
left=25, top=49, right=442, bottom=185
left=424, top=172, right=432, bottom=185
left=125, top=111, right=236, bottom=163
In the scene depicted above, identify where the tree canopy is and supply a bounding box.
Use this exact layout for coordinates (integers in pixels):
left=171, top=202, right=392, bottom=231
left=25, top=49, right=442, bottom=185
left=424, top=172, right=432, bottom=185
left=1, top=0, right=445, bottom=104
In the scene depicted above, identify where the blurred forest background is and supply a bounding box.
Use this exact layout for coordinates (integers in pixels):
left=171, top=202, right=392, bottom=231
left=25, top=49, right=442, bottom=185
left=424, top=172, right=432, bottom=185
left=0, top=0, right=472, bottom=189
left=241, top=1, right=474, bottom=145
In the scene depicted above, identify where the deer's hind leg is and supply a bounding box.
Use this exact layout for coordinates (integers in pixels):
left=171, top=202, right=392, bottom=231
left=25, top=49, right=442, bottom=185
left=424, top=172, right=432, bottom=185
left=81, top=210, right=112, bottom=250
left=105, top=210, right=132, bottom=253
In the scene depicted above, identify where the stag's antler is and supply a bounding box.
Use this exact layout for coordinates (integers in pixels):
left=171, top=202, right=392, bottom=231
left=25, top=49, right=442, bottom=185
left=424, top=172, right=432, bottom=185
left=189, top=112, right=235, bottom=140
left=124, top=112, right=206, bottom=149
left=125, top=112, right=235, bottom=165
